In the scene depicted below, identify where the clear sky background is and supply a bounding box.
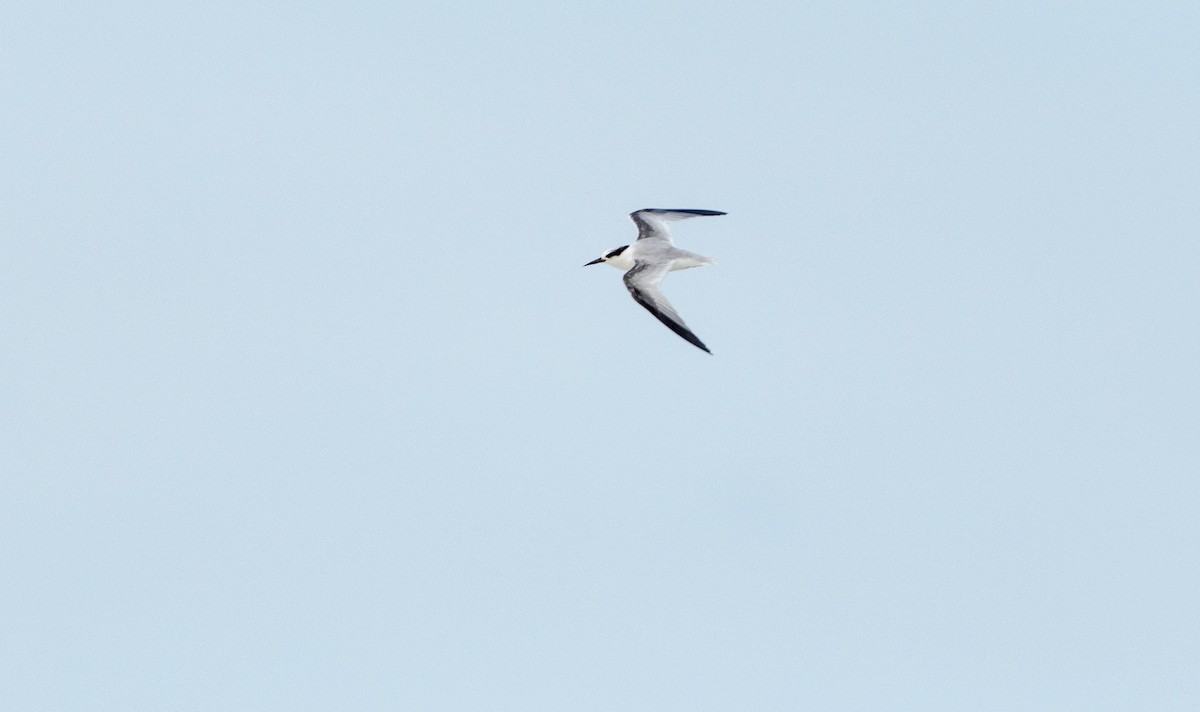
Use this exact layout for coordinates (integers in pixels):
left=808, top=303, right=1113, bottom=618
left=2, top=2, right=1198, bottom=710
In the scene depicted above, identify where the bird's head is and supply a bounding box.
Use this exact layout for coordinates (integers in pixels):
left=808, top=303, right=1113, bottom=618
left=583, top=244, right=633, bottom=269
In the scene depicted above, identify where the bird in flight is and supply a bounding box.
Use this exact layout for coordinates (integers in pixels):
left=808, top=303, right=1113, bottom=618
left=584, top=208, right=726, bottom=353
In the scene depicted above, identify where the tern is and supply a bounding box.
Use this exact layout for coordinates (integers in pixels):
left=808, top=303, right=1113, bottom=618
left=584, top=208, right=726, bottom=353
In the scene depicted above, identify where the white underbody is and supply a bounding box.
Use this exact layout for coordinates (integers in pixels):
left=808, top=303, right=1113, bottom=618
left=604, top=239, right=715, bottom=272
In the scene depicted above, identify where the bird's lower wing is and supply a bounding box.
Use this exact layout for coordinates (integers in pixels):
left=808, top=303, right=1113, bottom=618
left=623, top=261, right=711, bottom=353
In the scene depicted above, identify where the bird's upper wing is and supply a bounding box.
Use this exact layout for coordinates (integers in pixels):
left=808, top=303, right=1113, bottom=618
left=623, top=260, right=711, bottom=353
left=630, top=208, right=726, bottom=242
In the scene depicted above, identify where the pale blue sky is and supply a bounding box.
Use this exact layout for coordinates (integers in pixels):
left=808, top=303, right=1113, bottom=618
left=2, top=2, right=1198, bottom=710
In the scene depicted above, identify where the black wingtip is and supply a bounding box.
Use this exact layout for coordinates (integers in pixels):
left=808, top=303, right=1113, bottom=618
left=673, top=328, right=712, bottom=354
left=686, top=332, right=712, bottom=354
left=643, top=208, right=726, bottom=216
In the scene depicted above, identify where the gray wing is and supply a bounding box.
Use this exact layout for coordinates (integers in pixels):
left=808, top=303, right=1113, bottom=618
left=623, top=260, right=711, bottom=353
left=630, top=208, right=726, bottom=242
